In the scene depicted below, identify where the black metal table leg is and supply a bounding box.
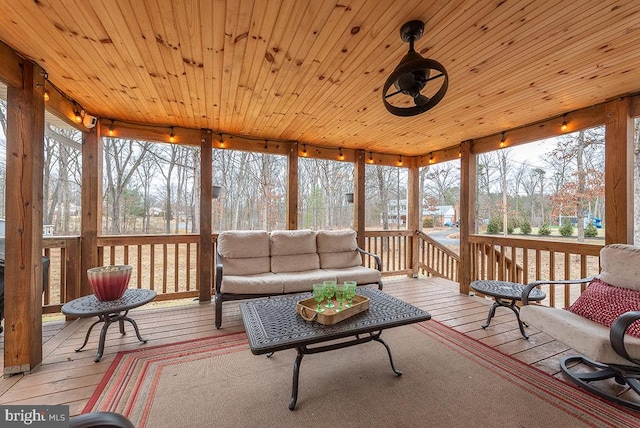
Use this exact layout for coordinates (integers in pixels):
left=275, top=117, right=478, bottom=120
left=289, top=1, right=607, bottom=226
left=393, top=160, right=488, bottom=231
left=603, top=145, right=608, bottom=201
left=95, top=314, right=113, bottom=362
left=75, top=318, right=102, bottom=352
left=123, top=316, right=148, bottom=342
left=482, top=302, right=499, bottom=328
left=372, top=333, right=402, bottom=376
left=289, top=348, right=304, bottom=410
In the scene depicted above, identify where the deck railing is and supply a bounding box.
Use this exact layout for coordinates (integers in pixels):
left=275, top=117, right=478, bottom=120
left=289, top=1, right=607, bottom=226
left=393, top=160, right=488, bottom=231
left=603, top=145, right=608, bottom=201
left=416, top=231, right=460, bottom=282
left=468, top=235, right=602, bottom=308
left=364, top=230, right=413, bottom=276
left=41, top=231, right=604, bottom=311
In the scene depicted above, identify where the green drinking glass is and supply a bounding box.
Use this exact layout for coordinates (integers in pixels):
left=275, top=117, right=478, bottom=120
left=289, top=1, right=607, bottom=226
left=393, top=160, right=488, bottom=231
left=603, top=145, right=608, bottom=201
left=313, top=284, right=326, bottom=313
left=334, top=284, right=346, bottom=312
left=344, top=281, right=357, bottom=308
left=323, top=281, right=336, bottom=308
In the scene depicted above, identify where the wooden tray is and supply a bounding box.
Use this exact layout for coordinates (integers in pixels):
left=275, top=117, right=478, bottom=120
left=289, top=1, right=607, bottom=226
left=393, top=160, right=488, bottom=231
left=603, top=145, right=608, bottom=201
left=296, top=294, right=370, bottom=325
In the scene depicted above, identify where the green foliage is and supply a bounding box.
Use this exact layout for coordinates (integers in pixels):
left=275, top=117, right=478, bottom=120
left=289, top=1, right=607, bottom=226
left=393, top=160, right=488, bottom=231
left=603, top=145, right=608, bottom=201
left=559, top=221, right=574, bottom=237
left=486, top=217, right=502, bottom=234
left=538, top=224, right=551, bottom=236
left=585, top=222, right=598, bottom=238
left=520, top=220, right=532, bottom=235
left=423, top=217, right=435, bottom=228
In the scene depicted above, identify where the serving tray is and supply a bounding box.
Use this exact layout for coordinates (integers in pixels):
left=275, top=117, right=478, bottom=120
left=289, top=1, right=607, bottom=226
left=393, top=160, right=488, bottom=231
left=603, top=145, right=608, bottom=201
left=296, top=294, right=370, bottom=325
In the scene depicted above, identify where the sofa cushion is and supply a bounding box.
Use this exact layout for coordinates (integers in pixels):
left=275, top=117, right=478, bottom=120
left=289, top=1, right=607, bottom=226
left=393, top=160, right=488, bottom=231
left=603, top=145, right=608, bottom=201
left=222, top=256, right=271, bottom=276
left=276, top=270, right=337, bottom=293
left=322, top=266, right=381, bottom=285
left=520, top=304, right=640, bottom=366
left=599, top=244, right=640, bottom=291
left=271, top=253, right=320, bottom=273
left=217, top=230, right=270, bottom=258
left=317, top=230, right=357, bottom=253
left=220, top=273, right=283, bottom=294
left=270, top=229, right=317, bottom=255
left=567, top=278, right=640, bottom=338
left=319, top=251, right=362, bottom=269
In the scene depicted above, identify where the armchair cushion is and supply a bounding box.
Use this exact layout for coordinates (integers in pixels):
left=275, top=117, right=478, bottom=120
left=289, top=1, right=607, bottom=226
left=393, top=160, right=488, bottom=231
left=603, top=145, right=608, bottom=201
left=599, top=243, right=640, bottom=290
left=567, top=278, right=640, bottom=338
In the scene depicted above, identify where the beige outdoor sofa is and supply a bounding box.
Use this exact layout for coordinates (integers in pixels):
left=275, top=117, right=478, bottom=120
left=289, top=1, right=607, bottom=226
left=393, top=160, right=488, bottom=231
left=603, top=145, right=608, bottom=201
left=214, top=229, right=382, bottom=328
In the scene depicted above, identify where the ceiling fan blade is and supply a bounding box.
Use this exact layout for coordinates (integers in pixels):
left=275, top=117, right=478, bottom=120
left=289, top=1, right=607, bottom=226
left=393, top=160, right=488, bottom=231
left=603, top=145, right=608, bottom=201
left=384, top=89, right=404, bottom=99
left=414, top=94, right=430, bottom=106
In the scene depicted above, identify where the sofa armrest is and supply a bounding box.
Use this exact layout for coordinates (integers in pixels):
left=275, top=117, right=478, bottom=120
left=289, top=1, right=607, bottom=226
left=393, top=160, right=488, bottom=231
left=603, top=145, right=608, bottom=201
left=521, top=277, right=593, bottom=305
left=357, top=247, right=382, bottom=272
left=610, top=311, right=640, bottom=366
left=215, top=250, right=224, bottom=294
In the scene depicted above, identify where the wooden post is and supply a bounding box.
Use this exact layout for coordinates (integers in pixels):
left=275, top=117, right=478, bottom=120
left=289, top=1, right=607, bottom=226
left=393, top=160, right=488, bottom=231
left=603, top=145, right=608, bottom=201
left=4, top=61, right=45, bottom=375
left=459, top=141, right=475, bottom=295
left=81, top=125, right=102, bottom=297
left=406, top=163, right=420, bottom=277
left=354, top=150, right=366, bottom=249
left=199, top=130, right=213, bottom=301
left=287, top=142, right=299, bottom=230
left=604, top=98, right=634, bottom=245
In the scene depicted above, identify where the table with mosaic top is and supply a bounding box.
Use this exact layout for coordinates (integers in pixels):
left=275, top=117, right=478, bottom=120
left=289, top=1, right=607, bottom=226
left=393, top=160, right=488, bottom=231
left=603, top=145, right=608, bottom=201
left=61, top=288, right=156, bottom=362
left=240, top=287, right=431, bottom=410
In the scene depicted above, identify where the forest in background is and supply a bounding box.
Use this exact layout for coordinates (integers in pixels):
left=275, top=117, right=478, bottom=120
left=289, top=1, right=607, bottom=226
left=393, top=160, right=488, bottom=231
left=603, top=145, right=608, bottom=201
left=1, top=98, right=640, bottom=243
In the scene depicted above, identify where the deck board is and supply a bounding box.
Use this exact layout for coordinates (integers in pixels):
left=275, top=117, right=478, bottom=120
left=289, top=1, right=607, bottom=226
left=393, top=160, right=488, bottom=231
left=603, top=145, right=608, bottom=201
left=0, top=276, right=629, bottom=415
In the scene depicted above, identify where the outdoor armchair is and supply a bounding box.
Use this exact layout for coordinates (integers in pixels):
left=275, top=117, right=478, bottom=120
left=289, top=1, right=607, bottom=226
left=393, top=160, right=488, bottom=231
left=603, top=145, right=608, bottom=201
left=520, top=243, right=640, bottom=411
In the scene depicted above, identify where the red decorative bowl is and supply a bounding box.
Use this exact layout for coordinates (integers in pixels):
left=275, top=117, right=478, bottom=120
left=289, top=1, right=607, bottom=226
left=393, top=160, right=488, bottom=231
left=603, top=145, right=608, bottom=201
left=87, top=265, right=132, bottom=301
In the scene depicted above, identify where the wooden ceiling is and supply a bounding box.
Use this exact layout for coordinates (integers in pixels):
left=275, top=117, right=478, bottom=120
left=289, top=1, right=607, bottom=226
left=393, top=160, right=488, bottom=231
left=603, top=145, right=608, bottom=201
left=0, top=0, right=639, bottom=157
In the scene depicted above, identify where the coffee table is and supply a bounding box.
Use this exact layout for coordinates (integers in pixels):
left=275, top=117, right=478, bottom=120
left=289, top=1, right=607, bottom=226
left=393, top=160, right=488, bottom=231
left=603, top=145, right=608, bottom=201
left=470, top=280, right=546, bottom=339
left=240, top=287, right=431, bottom=410
left=61, top=288, right=156, bottom=362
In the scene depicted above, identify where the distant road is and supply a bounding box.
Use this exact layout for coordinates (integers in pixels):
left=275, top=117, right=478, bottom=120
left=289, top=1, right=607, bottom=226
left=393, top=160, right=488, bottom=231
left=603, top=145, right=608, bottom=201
left=427, top=228, right=459, bottom=246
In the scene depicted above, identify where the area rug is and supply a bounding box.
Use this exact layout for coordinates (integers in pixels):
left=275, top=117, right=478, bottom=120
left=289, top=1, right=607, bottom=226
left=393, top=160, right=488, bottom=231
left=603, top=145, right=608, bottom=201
left=85, top=321, right=640, bottom=428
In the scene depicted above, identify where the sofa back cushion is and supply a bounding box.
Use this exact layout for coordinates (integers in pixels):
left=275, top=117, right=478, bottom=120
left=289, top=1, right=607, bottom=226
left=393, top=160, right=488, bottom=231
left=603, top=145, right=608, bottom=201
left=599, top=244, right=640, bottom=291
left=317, top=229, right=362, bottom=269
left=270, top=230, right=319, bottom=273
left=217, top=230, right=271, bottom=275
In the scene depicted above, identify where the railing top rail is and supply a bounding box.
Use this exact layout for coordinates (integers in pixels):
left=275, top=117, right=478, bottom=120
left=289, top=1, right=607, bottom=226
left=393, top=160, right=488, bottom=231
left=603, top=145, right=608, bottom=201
left=417, top=231, right=461, bottom=261
left=468, top=234, right=603, bottom=256
left=364, top=230, right=413, bottom=237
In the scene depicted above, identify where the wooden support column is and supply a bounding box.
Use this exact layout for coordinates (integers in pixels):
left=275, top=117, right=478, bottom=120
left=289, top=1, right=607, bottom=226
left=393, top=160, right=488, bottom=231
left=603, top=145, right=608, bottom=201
left=459, top=141, right=476, bottom=295
left=407, top=164, right=420, bottom=278
left=604, top=98, right=634, bottom=245
left=81, top=125, right=102, bottom=298
left=4, top=61, right=45, bottom=375
left=287, top=142, right=299, bottom=230
left=199, top=130, right=213, bottom=301
left=354, top=150, right=366, bottom=249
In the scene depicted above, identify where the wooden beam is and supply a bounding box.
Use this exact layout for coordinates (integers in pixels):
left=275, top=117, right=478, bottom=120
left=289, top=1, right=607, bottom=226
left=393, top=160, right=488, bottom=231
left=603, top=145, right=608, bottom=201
left=4, top=61, right=45, bottom=375
left=199, top=130, right=213, bottom=302
left=406, top=165, right=420, bottom=278
left=81, top=125, right=103, bottom=297
left=98, top=119, right=201, bottom=146
left=459, top=140, right=475, bottom=295
left=354, top=150, right=366, bottom=249
left=0, top=40, right=23, bottom=88
left=604, top=97, right=634, bottom=244
left=287, top=142, right=299, bottom=230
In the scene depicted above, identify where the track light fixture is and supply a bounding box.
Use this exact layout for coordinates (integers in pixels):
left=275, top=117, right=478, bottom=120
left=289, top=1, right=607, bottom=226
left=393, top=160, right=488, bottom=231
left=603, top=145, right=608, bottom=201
left=561, top=114, right=568, bottom=132
left=169, top=127, right=175, bottom=142
left=108, top=120, right=114, bottom=136
left=500, top=132, right=506, bottom=148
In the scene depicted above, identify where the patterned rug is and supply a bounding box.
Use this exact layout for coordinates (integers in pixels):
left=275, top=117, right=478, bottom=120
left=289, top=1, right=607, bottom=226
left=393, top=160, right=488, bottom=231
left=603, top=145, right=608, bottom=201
left=85, top=321, right=640, bottom=427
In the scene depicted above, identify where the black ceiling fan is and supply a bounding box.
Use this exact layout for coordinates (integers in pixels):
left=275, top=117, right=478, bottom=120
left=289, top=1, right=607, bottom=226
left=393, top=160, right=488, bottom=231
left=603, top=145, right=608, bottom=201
left=382, top=20, right=448, bottom=117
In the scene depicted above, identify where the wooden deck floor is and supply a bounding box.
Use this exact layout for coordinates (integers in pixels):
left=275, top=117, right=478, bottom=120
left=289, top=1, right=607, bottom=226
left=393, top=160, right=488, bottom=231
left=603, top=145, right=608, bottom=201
left=0, top=276, right=634, bottom=416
